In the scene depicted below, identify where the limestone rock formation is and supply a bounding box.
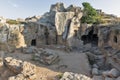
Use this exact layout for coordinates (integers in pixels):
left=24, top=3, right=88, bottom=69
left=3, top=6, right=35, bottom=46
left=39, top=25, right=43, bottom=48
left=60, top=72, right=92, bottom=80
left=0, top=2, right=120, bottom=80
left=55, top=12, right=75, bottom=35
left=5, top=57, right=23, bottom=74
left=97, top=24, right=120, bottom=74
left=36, top=2, right=83, bottom=48
left=5, top=57, right=36, bottom=80
left=0, top=2, right=83, bottom=50
left=0, top=24, right=26, bottom=52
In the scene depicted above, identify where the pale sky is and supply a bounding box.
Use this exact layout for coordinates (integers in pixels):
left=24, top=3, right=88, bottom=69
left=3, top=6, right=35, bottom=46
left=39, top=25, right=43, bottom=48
left=0, top=0, right=120, bottom=19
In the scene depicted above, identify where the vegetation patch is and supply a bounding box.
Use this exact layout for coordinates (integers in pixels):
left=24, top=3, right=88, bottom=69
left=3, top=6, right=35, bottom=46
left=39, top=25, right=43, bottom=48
left=81, top=2, right=102, bottom=24
left=6, top=19, right=20, bottom=25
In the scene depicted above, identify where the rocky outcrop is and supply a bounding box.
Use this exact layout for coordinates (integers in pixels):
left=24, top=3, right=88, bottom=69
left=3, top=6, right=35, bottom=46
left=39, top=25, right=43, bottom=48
left=0, top=2, right=120, bottom=80
left=5, top=57, right=23, bottom=74
left=97, top=24, right=120, bottom=73
left=25, top=15, right=41, bottom=22
left=50, top=2, right=66, bottom=12
left=82, top=24, right=120, bottom=80
left=0, top=3, right=120, bottom=52
left=22, top=2, right=83, bottom=49
left=60, top=72, right=92, bottom=80
left=0, top=3, right=82, bottom=51
left=0, top=24, right=26, bottom=52
left=4, top=57, right=36, bottom=80
left=97, top=24, right=120, bottom=49
left=55, top=12, right=75, bottom=36
left=55, top=12, right=75, bottom=44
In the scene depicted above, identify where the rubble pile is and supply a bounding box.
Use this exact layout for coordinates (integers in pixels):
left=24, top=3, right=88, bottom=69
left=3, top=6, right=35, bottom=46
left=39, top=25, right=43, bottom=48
left=30, top=47, right=60, bottom=65
left=4, top=57, right=36, bottom=80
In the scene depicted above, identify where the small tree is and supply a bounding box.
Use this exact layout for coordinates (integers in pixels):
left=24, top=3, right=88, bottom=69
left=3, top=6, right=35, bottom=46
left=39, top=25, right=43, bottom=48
left=81, top=2, right=101, bottom=24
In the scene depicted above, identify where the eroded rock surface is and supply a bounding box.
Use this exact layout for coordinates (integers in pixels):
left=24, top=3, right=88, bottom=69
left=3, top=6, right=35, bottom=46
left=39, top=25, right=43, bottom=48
left=60, top=72, right=92, bottom=80
left=4, top=57, right=36, bottom=80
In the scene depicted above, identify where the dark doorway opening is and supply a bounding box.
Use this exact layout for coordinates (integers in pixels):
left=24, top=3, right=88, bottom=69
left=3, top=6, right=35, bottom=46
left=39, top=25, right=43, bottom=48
left=81, top=29, right=98, bottom=46
left=114, top=36, right=117, bottom=43
left=92, top=34, right=98, bottom=45
left=31, top=39, right=36, bottom=46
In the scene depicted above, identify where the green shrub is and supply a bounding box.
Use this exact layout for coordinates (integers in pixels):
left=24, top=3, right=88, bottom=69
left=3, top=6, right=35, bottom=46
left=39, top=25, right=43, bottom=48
left=81, top=2, right=101, bottom=24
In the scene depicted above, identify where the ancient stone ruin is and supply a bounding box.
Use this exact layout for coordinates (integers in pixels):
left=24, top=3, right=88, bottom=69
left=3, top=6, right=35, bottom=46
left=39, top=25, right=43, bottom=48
left=0, top=2, right=120, bottom=80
